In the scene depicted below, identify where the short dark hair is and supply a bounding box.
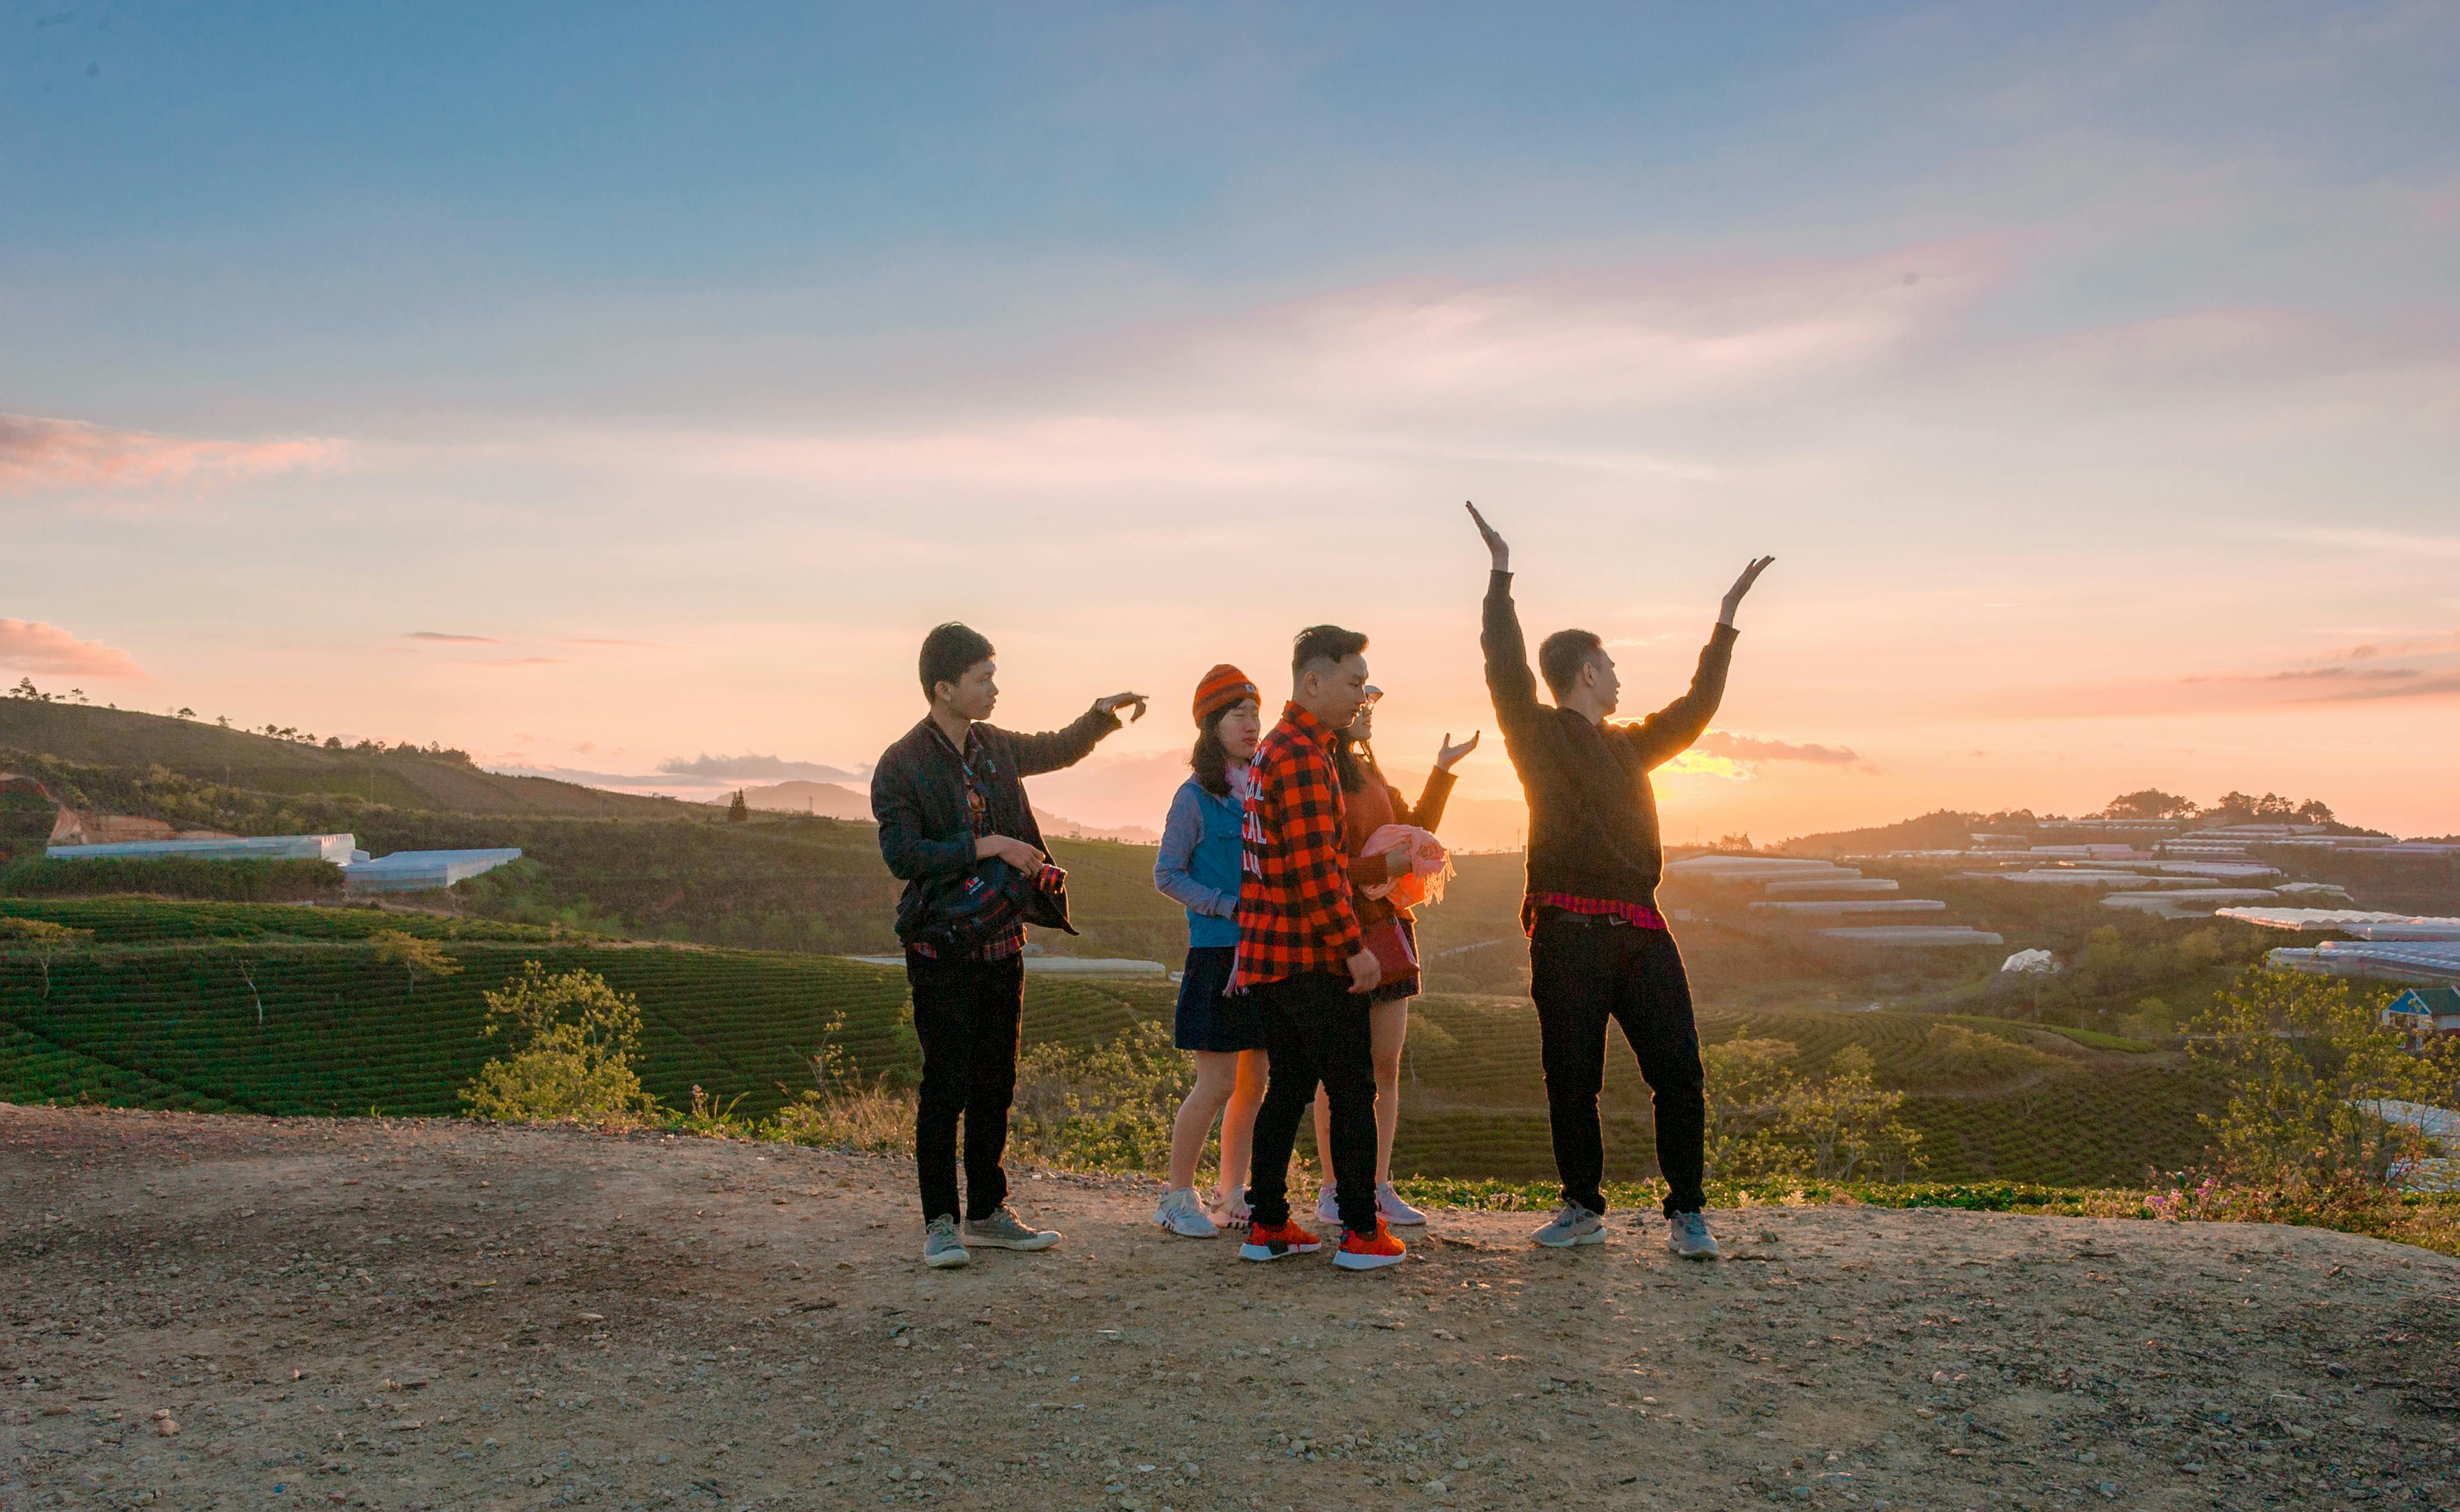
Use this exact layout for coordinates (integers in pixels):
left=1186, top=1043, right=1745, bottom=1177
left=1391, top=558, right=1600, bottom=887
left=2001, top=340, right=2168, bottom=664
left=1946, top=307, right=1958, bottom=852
left=1291, top=624, right=1368, bottom=680
left=1538, top=629, right=1604, bottom=699
left=919, top=622, right=996, bottom=700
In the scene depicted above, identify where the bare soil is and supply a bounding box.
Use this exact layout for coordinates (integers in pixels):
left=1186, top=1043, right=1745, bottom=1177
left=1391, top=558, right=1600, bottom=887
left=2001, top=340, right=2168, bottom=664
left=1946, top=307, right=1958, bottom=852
left=4, top=1105, right=2457, bottom=1511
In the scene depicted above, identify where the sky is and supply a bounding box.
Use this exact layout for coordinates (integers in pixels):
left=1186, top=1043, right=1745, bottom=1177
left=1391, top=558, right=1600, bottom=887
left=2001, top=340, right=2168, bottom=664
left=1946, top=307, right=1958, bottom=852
left=8, top=1, right=2459, bottom=847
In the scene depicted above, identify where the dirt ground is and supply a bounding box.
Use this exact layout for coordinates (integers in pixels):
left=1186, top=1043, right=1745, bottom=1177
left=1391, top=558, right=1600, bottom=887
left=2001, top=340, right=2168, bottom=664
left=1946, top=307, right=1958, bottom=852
left=3, top=1106, right=2457, bottom=1512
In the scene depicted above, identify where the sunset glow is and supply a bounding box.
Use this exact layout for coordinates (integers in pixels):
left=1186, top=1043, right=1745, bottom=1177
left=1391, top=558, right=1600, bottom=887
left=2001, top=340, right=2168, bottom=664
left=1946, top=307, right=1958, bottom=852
left=10, top=4, right=2457, bottom=841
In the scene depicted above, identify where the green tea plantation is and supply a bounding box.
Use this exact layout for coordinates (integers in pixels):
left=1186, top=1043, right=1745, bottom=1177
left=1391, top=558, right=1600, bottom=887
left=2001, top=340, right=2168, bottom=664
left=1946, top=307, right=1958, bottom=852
left=0, top=899, right=2224, bottom=1184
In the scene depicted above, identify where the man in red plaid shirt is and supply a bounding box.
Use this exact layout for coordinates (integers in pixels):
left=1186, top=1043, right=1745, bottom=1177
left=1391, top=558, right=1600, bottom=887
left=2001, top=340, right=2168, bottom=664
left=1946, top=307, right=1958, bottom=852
left=1231, top=625, right=1406, bottom=1271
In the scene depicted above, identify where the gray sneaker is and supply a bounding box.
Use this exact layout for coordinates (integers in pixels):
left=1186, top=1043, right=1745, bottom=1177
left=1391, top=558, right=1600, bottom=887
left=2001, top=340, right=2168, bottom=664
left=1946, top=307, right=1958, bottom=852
left=1152, top=1186, right=1220, bottom=1239
left=1666, top=1210, right=1721, bottom=1260
left=1314, top=1182, right=1342, bottom=1226
left=923, top=1214, right=969, bottom=1269
left=1529, top=1202, right=1605, bottom=1248
left=965, top=1206, right=1060, bottom=1251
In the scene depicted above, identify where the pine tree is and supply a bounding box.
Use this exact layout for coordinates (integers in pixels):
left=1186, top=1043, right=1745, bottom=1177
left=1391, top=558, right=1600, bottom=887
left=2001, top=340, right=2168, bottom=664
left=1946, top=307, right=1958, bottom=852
left=727, top=789, right=749, bottom=823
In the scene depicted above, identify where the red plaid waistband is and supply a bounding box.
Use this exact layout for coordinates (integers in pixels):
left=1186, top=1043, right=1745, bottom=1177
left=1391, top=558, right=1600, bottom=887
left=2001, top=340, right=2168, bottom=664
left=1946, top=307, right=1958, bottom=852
left=1521, top=893, right=1669, bottom=936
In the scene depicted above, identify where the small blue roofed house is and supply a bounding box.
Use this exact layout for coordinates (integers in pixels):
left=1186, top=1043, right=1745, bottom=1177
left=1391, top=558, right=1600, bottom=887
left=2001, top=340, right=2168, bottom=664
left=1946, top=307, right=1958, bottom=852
left=45, top=833, right=520, bottom=896
left=2383, top=986, right=2460, bottom=1045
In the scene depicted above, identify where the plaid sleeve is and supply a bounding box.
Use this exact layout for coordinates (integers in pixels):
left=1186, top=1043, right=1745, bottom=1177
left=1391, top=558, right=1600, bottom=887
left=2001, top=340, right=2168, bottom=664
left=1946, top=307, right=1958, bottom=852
left=1283, top=744, right=1362, bottom=960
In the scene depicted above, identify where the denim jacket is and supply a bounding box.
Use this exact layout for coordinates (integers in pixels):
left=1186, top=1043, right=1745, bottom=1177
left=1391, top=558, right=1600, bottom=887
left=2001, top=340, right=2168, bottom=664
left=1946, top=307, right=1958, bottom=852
left=1154, top=774, right=1245, bottom=949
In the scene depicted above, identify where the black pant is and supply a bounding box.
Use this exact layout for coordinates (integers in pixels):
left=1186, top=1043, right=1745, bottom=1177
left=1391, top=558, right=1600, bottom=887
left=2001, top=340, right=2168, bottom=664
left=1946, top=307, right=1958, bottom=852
left=1243, top=972, right=1381, bottom=1236
left=1529, top=915, right=1706, bottom=1217
left=906, top=953, right=1025, bottom=1224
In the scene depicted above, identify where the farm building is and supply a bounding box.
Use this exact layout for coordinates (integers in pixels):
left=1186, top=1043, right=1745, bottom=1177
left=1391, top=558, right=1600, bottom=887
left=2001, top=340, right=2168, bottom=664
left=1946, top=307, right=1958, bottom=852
left=44, top=832, right=521, bottom=894
left=2383, top=986, right=2460, bottom=1044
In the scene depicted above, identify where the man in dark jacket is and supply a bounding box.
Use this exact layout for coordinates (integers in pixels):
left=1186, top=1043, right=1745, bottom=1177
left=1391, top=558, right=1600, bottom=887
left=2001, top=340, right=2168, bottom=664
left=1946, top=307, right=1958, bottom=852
left=1468, top=503, right=1772, bottom=1260
left=871, top=621, right=1146, bottom=1268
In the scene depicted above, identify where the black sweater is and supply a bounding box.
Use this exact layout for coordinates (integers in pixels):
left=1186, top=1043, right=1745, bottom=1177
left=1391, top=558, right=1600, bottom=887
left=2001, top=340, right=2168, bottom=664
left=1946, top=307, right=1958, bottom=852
left=869, top=706, right=1120, bottom=944
left=1481, top=570, right=1737, bottom=907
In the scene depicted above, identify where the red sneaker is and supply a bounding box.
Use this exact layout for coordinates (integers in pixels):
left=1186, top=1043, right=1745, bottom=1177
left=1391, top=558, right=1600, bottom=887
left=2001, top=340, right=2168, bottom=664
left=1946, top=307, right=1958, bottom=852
left=1334, top=1220, right=1406, bottom=1271
left=1238, top=1218, right=1322, bottom=1261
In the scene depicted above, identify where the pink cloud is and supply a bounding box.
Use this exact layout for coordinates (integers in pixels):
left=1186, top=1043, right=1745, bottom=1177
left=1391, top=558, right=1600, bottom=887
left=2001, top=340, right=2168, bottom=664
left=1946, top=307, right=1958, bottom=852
left=1693, top=731, right=1867, bottom=769
left=0, top=411, right=341, bottom=498
left=0, top=619, right=145, bottom=679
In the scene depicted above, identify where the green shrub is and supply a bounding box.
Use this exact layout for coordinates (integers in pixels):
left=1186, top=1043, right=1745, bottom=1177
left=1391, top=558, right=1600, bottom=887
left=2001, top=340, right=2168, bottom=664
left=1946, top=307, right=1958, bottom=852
left=2185, top=968, right=2458, bottom=1201
left=1010, top=1019, right=1192, bottom=1175
left=461, top=962, right=659, bottom=1125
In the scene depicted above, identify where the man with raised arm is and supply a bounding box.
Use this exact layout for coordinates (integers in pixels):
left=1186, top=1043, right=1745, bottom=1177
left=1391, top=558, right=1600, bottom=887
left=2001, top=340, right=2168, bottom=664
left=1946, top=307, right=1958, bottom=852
left=1467, top=503, right=1773, bottom=1260
left=872, top=621, right=1147, bottom=1270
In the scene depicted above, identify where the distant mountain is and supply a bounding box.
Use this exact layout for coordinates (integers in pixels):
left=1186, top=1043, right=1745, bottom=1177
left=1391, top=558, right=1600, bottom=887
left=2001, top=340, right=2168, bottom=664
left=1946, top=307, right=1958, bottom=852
left=724, top=779, right=1159, bottom=845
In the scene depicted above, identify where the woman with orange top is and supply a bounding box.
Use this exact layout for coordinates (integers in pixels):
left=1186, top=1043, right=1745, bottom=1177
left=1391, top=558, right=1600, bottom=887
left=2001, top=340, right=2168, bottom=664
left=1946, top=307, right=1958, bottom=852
left=1309, top=685, right=1478, bottom=1229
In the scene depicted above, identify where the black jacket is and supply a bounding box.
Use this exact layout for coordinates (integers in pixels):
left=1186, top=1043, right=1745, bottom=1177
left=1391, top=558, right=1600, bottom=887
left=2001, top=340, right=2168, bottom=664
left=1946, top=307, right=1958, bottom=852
left=1482, top=569, right=1736, bottom=907
left=870, top=706, right=1121, bottom=944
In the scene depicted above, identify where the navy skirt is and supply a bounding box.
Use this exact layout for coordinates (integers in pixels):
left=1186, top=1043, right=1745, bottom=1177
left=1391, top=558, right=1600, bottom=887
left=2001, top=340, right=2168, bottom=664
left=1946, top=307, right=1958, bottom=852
left=1173, top=945, right=1263, bottom=1052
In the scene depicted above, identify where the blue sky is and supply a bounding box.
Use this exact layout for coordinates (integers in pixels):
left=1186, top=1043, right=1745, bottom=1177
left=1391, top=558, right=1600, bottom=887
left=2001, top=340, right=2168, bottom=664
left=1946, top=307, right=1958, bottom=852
left=9, top=1, right=2459, bottom=840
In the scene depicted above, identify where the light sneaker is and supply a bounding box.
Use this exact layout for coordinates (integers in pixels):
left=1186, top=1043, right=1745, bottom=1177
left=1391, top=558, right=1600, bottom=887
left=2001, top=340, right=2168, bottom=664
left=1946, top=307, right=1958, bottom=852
left=965, top=1206, right=1060, bottom=1251
left=923, top=1214, right=969, bottom=1269
left=1376, top=1182, right=1428, bottom=1226
left=1529, top=1202, right=1605, bottom=1248
left=1314, top=1182, right=1342, bottom=1226
left=1153, top=1187, right=1220, bottom=1239
left=1666, top=1210, right=1722, bottom=1260
left=1211, top=1192, right=1252, bottom=1230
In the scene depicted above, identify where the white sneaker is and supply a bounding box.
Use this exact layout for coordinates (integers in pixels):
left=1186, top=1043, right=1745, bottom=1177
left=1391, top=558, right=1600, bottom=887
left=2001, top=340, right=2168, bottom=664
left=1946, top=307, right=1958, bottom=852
left=1376, top=1182, right=1428, bottom=1226
left=1314, top=1182, right=1342, bottom=1226
left=1211, top=1191, right=1252, bottom=1230
left=1152, top=1187, right=1219, bottom=1239
left=1666, top=1210, right=1721, bottom=1260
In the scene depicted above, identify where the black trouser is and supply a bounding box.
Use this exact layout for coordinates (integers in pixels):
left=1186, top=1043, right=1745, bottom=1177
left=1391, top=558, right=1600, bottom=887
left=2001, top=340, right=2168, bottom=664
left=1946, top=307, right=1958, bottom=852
left=1529, top=915, right=1706, bottom=1217
left=906, top=952, right=1025, bottom=1224
left=1243, top=971, right=1381, bottom=1236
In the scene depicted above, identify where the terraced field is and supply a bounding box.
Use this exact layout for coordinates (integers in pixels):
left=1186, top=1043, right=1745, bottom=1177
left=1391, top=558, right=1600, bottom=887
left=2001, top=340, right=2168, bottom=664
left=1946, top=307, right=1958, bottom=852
left=0, top=900, right=2222, bottom=1185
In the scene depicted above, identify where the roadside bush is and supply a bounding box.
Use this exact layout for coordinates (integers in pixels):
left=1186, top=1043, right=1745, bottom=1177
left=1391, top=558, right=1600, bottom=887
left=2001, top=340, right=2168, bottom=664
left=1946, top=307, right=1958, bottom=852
left=460, top=962, right=660, bottom=1125
left=1010, top=1019, right=1193, bottom=1174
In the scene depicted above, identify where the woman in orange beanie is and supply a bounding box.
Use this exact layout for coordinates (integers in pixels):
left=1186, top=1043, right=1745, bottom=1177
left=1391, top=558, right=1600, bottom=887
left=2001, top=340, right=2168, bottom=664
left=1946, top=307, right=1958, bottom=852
left=1150, top=664, right=1268, bottom=1237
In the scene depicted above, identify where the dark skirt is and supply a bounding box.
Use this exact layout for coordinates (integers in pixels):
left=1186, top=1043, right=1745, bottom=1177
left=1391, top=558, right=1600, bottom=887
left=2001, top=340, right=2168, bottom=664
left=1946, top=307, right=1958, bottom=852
left=1173, top=945, right=1263, bottom=1052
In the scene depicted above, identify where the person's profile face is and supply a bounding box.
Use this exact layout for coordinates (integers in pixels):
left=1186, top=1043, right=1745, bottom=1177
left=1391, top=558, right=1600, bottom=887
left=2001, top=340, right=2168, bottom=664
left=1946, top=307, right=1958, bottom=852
left=938, top=657, right=999, bottom=721
left=1342, top=685, right=1382, bottom=742
left=1215, top=697, right=1263, bottom=763
left=1585, top=649, right=1619, bottom=716
left=1326, top=654, right=1370, bottom=730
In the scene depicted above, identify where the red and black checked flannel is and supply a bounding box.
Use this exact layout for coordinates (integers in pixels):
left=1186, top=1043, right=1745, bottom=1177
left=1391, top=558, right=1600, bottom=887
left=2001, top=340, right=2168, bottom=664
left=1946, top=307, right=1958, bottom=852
left=1520, top=891, right=1669, bottom=936
left=1232, top=702, right=1363, bottom=991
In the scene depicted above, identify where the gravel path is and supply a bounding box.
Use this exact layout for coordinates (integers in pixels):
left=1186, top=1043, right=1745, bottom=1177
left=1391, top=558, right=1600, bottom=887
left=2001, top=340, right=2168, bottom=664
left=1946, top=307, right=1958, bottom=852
left=3, top=1105, right=2456, bottom=1511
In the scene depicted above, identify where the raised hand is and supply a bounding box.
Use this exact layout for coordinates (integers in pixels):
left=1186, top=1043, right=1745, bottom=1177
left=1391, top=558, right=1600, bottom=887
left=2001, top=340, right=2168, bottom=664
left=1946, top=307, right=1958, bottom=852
left=1094, top=691, right=1150, bottom=723
left=1719, top=556, right=1776, bottom=625
left=1435, top=730, right=1481, bottom=771
left=1465, top=501, right=1509, bottom=572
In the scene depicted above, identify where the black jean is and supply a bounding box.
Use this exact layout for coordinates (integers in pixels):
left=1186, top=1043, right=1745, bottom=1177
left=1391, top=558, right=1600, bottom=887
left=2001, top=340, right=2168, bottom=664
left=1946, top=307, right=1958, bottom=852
left=906, top=952, right=1025, bottom=1224
left=1529, top=915, right=1706, bottom=1217
left=1243, top=971, right=1381, bottom=1236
